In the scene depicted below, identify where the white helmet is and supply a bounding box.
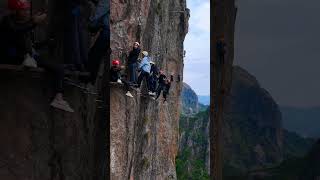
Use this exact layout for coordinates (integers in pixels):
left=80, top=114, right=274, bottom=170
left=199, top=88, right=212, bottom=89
left=142, top=51, right=148, bottom=56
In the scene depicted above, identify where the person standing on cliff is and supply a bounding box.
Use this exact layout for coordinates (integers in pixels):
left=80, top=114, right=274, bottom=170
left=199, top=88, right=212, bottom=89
left=0, top=0, right=74, bottom=112
left=127, top=42, right=141, bottom=84
left=135, top=51, right=151, bottom=90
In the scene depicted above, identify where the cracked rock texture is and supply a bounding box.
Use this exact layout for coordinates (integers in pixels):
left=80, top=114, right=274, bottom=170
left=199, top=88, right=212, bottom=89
left=0, top=68, right=100, bottom=180
left=110, top=0, right=189, bottom=179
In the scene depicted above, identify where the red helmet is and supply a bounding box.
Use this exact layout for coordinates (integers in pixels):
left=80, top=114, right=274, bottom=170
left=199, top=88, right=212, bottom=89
left=112, top=59, right=120, bottom=66
left=8, top=0, right=31, bottom=10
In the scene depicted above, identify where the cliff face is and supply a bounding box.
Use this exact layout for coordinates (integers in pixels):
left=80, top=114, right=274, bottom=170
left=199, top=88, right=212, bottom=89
left=181, top=83, right=199, bottom=114
left=110, top=0, right=189, bottom=179
left=223, top=66, right=283, bottom=171
left=0, top=67, right=103, bottom=180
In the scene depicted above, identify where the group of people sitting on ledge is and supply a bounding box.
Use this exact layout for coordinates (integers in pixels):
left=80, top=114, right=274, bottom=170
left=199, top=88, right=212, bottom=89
left=110, top=42, right=175, bottom=102
left=0, top=0, right=108, bottom=112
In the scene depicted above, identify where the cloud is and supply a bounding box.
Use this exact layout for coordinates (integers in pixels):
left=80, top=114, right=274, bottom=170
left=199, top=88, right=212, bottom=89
left=183, top=0, right=210, bottom=95
left=189, top=1, right=210, bottom=33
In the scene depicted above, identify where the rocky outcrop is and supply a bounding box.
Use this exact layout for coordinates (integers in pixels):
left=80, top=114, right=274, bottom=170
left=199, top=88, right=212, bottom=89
left=110, top=0, right=189, bottom=179
left=223, top=66, right=283, bottom=171
left=181, top=83, right=198, bottom=114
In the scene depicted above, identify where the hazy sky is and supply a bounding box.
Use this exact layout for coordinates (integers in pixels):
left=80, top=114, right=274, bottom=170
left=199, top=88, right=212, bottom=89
left=235, top=0, right=320, bottom=107
left=183, top=0, right=210, bottom=96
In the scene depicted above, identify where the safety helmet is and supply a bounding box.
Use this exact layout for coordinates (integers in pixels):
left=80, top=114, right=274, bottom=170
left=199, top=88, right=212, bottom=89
left=150, top=61, right=155, bottom=65
left=112, top=59, right=120, bottom=66
left=142, top=51, right=148, bottom=56
left=134, top=42, right=140, bottom=46
left=8, top=0, right=31, bottom=10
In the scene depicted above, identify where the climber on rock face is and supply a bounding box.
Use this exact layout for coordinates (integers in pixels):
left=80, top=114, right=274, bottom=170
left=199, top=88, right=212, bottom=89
left=110, top=59, right=134, bottom=98
left=216, top=35, right=226, bottom=64
left=155, top=70, right=171, bottom=102
left=127, top=42, right=141, bottom=84
left=148, top=60, right=158, bottom=96
left=0, top=0, right=74, bottom=112
left=135, top=51, right=151, bottom=90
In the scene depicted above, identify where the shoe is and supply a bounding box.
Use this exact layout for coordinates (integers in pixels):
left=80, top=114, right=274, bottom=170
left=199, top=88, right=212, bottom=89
left=50, top=99, right=75, bottom=113
left=126, top=91, right=134, bottom=98
left=148, top=91, right=153, bottom=96
left=151, top=97, right=156, bottom=100
left=22, top=54, right=37, bottom=68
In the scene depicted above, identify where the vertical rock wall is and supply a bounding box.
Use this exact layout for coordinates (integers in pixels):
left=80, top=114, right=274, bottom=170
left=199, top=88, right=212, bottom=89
left=110, top=0, right=189, bottom=179
left=211, top=0, right=237, bottom=179
left=0, top=68, right=99, bottom=180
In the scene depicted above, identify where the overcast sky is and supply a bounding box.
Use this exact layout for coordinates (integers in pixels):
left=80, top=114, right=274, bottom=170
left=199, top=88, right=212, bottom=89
left=183, top=0, right=210, bottom=96
left=235, top=0, right=320, bottom=107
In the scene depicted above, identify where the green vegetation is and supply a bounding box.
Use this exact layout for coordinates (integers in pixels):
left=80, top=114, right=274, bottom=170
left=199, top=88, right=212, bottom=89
left=176, top=109, right=210, bottom=179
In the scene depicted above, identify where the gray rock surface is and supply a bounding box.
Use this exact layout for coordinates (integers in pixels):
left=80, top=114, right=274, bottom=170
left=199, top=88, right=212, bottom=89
left=110, top=0, right=189, bottom=179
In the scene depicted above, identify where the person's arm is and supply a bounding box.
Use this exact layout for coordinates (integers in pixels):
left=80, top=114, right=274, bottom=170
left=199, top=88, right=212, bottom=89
left=139, top=58, right=146, bottom=69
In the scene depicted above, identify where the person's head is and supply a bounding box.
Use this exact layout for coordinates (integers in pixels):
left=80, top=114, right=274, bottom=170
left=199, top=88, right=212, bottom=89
left=142, top=51, right=148, bottom=57
left=8, top=0, right=31, bottom=20
left=111, top=59, right=120, bottom=68
left=159, top=70, right=164, bottom=75
left=133, top=42, right=140, bottom=49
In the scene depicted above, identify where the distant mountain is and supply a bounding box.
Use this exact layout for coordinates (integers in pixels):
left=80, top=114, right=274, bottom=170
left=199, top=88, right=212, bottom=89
left=198, top=95, right=210, bottom=105
left=242, top=139, right=320, bottom=180
left=181, top=83, right=199, bottom=114
left=223, top=66, right=315, bottom=178
left=281, top=106, right=320, bottom=138
left=180, top=67, right=315, bottom=179
left=178, top=83, right=210, bottom=179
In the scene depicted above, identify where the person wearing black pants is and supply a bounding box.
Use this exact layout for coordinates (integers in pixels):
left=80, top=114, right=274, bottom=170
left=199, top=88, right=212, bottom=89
left=137, top=70, right=150, bottom=89
left=128, top=42, right=141, bottom=84
left=148, top=61, right=158, bottom=94
left=136, top=51, right=151, bottom=89
left=86, top=0, right=109, bottom=85
left=0, top=1, right=74, bottom=112
left=155, top=78, right=171, bottom=102
left=110, top=59, right=133, bottom=98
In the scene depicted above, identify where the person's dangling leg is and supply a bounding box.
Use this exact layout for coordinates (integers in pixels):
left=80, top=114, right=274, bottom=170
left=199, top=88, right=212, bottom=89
left=36, top=58, right=74, bottom=112
left=155, top=84, right=163, bottom=100
left=87, top=32, right=107, bottom=84
left=163, top=90, right=167, bottom=102
left=122, top=79, right=134, bottom=98
left=137, top=71, right=146, bottom=88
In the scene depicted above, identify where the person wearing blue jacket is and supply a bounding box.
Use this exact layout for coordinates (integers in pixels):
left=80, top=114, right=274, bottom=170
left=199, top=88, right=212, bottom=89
left=136, top=51, right=151, bottom=89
